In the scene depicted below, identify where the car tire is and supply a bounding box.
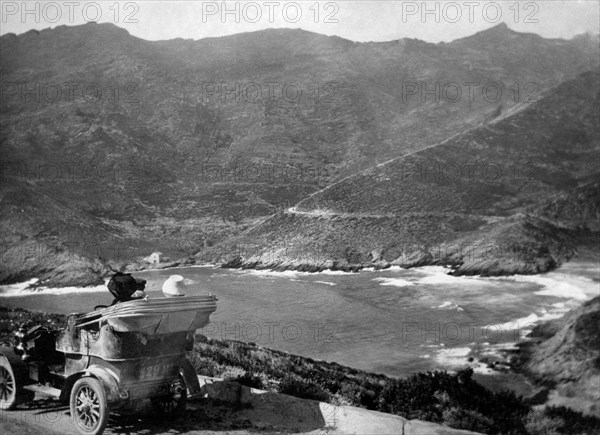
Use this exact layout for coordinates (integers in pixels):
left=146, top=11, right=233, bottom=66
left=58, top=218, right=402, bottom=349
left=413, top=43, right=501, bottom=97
left=0, top=351, right=34, bottom=410
left=70, top=377, right=108, bottom=435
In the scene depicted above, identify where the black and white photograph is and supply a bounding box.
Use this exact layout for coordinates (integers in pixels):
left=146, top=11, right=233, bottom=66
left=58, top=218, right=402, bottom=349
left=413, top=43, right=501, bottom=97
left=0, top=1, right=599, bottom=434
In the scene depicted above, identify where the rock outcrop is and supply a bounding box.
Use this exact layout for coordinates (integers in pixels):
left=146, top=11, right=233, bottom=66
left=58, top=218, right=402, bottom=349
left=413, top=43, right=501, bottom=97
left=517, top=296, right=600, bottom=416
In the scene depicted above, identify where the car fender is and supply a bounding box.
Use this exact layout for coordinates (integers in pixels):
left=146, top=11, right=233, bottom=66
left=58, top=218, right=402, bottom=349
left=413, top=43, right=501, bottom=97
left=0, top=345, right=30, bottom=384
left=80, top=365, right=121, bottom=403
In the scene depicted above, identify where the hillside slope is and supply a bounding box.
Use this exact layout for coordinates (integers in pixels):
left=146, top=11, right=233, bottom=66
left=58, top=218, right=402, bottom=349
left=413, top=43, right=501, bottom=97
left=207, top=71, right=600, bottom=275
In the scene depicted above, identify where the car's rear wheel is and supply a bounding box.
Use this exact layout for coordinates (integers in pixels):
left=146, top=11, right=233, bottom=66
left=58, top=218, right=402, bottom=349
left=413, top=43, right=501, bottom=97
left=70, top=377, right=108, bottom=435
left=0, top=353, right=34, bottom=410
left=151, top=376, right=187, bottom=420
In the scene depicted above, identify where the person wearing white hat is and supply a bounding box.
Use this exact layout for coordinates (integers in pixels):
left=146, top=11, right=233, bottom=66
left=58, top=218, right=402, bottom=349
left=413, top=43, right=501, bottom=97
left=162, top=275, right=187, bottom=297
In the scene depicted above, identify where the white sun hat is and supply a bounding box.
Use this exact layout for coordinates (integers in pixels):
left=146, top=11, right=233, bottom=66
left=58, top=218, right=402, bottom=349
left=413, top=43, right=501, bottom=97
left=162, top=275, right=187, bottom=297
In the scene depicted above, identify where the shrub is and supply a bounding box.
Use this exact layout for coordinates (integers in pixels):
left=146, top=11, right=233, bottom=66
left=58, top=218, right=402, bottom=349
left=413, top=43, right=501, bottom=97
left=443, top=407, right=495, bottom=433
left=228, top=372, right=264, bottom=389
left=543, top=406, right=600, bottom=435
left=525, top=410, right=562, bottom=435
left=190, top=355, right=220, bottom=377
left=0, top=307, right=66, bottom=343
left=278, top=375, right=330, bottom=402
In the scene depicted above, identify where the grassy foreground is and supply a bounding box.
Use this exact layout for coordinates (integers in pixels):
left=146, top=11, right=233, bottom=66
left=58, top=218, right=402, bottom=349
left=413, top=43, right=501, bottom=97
left=1, top=307, right=599, bottom=435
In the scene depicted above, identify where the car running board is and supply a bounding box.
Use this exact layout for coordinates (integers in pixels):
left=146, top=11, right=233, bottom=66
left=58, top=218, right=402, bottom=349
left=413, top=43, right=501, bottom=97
left=23, top=384, right=62, bottom=399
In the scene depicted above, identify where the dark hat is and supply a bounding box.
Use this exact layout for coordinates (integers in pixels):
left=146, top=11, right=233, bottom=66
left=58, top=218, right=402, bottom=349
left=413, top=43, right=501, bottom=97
left=107, top=272, right=137, bottom=301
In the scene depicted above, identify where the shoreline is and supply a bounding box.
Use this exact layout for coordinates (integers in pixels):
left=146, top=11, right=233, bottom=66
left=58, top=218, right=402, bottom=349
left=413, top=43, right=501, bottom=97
left=2, top=256, right=595, bottom=298
left=216, top=256, right=564, bottom=277
left=0, top=260, right=565, bottom=295
left=5, top=233, right=598, bottom=290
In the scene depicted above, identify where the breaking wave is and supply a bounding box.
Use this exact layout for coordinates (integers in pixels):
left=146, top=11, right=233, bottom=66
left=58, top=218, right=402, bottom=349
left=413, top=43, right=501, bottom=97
left=502, top=273, right=598, bottom=300
left=0, top=278, right=107, bottom=297
left=373, top=277, right=415, bottom=287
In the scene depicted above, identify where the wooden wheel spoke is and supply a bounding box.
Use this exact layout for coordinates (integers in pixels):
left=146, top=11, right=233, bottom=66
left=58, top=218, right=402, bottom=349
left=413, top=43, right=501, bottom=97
left=0, top=367, right=15, bottom=402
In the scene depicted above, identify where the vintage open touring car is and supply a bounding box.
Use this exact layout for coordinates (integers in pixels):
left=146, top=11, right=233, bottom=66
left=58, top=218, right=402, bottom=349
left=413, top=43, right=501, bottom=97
left=0, top=294, right=218, bottom=434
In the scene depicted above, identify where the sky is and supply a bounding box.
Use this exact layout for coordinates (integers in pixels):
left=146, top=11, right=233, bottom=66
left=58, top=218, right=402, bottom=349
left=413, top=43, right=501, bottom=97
left=1, top=1, right=599, bottom=43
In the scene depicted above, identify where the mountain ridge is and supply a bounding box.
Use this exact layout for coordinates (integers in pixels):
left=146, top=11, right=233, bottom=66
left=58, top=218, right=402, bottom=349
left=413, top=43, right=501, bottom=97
left=4, top=21, right=597, bottom=44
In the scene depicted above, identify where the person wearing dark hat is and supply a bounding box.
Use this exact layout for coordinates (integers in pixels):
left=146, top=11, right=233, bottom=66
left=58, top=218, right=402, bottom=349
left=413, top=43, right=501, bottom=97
left=94, top=273, right=147, bottom=310
left=106, top=272, right=147, bottom=305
